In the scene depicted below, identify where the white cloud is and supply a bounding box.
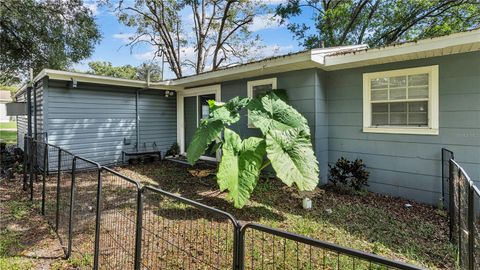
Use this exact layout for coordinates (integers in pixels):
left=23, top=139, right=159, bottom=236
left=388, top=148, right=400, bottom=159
left=249, top=13, right=284, bottom=32
left=262, top=0, right=288, bottom=5
left=84, top=0, right=99, bottom=16
left=112, top=33, right=154, bottom=44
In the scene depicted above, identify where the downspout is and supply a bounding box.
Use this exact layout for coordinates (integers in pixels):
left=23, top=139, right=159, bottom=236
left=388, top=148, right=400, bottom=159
left=134, top=70, right=151, bottom=151
left=26, top=86, right=32, bottom=138
left=135, top=89, right=139, bottom=152
left=33, top=84, right=37, bottom=140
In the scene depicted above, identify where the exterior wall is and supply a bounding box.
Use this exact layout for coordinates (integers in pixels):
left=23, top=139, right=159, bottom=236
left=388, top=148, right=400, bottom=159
left=0, top=90, right=12, bottom=122
left=46, top=80, right=176, bottom=165
left=220, top=69, right=329, bottom=182
left=16, top=79, right=45, bottom=148
left=16, top=91, right=27, bottom=149
left=325, top=51, right=480, bottom=204
left=138, top=91, right=177, bottom=154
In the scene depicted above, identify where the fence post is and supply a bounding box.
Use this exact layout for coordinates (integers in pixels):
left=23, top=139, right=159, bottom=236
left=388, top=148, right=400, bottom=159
left=66, top=157, right=77, bottom=259
left=29, top=140, right=35, bottom=201
left=449, top=160, right=455, bottom=242
left=467, top=185, right=474, bottom=270
left=23, top=136, right=28, bottom=191
left=236, top=226, right=244, bottom=270
left=93, top=167, right=102, bottom=270
left=133, top=187, right=144, bottom=270
left=55, top=148, right=62, bottom=232
left=41, top=143, right=48, bottom=215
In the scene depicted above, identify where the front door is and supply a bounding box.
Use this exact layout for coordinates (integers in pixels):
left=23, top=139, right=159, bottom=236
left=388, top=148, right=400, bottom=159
left=178, top=85, right=221, bottom=161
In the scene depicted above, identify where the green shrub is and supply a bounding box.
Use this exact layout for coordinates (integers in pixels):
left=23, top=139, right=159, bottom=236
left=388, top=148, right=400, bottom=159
left=328, top=157, right=369, bottom=191
left=165, top=142, right=180, bottom=156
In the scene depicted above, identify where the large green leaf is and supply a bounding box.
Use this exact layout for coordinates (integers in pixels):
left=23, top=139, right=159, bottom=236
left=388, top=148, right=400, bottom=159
left=186, top=120, right=224, bottom=165
left=247, top=92, right=309, bottom=136
left=186, top=97, right=250, bottom=165
left=266, top=128, right=319, bottom=191
left=217, top=128, right=266, bottom=208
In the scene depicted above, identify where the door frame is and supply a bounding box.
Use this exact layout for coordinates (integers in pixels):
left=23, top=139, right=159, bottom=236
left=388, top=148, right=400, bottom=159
left=177, top=84, right=221, bottom=161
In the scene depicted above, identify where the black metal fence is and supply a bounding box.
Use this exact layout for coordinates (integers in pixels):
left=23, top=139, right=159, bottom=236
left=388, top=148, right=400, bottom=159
left=23, top=136, right=426, bottom=270
left=445, top=154, right=480, bottom=270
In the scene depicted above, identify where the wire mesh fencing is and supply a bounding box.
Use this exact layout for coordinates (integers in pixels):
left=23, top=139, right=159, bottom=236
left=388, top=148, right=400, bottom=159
left=57, top=148, right=75, bottom=256
left=140, top=186, right=239, bottom=270
left=22, top=136, right=430, bottom=270
left=69, top=156, right=101, bottom=268
left=96, top=167, right=141, bottom=270
left=239, top=223, right=421, bottom=270
left=449, top=158, right=480, bottom=270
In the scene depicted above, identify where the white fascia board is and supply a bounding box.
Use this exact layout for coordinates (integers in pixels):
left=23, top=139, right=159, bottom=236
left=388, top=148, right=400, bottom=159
left=323, top=29, right=480, bottom=68
left=160, top=51, right=312, bottom=88
left=311, top=44, right=369, bottom=65
left=15, top=69, right=179, bottom=95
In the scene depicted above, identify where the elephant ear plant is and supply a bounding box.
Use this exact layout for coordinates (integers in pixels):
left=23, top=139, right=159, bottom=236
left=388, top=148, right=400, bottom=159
left=187, top=92, right=319, bottom=208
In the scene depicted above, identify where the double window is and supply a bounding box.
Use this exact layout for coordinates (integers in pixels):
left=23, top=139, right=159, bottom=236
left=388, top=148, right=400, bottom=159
left=363, top=66, right=439, bottom=135
left=247, top=78, right=277, bottom=128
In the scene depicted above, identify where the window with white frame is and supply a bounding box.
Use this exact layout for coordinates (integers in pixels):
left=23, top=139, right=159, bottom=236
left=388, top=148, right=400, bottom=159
left=247, top=78, right=277, bottom=128
left=363, top=65, right=439, bottom=135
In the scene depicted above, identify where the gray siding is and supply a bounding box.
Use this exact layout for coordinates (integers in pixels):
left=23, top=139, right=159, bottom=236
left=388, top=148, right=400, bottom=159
left=47, top=81, right=176, bottom=165
left=16, top=78, right=45, bottom=149
left=138, top=91, right=177, bottom=153
left=326, top=51, right=480, bottom=204
left=220, top=69, right=327, bottom=181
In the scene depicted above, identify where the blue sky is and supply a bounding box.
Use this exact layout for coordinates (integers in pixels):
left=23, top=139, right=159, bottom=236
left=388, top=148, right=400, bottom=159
left=76, top=1, right=315, bottom=79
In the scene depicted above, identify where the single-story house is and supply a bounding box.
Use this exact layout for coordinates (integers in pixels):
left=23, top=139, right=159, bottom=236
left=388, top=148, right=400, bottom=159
left=0, top=90, right=13, bottom=122
left=15, top=29, right=480, bottom=205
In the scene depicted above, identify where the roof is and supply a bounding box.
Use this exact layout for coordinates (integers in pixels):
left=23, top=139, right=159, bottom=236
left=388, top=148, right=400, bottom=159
left=16, top=29, right=480, bottom=93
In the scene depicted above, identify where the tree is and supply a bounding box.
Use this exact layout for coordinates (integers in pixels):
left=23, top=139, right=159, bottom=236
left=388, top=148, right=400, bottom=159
left=113, top=0, right=266, bottom=78
left=0, top=0, right=101, bottom=84
left=87, top=61, right=138, bottom=79
left=276, top=0, right=480, bottom=49
left=87, top=61, right=163, bottom=81
left=187, top=92, right=319, bottom=208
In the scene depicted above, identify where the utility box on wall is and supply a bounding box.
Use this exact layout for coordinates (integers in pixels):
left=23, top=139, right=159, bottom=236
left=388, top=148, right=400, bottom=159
left=6, top=102, right=27, bottom=116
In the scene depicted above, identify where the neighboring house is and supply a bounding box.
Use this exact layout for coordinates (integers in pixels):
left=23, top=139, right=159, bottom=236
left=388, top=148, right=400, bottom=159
left=15, top=29, right=480, bottom=205
left=0, top=90, right=13, bottom=122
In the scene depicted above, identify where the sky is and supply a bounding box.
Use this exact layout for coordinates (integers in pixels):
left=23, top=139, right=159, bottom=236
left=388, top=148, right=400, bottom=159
left=75, top=0, right=315, bottom=80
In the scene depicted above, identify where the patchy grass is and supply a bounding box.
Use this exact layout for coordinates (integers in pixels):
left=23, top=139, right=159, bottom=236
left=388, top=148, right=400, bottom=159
left=0, top=178, right=70, bottom=269
left=115, top=161, right=456, bottom=269
left=0, top=121, right=16, bottom=129
left=0, top=130, right=16, bottom=145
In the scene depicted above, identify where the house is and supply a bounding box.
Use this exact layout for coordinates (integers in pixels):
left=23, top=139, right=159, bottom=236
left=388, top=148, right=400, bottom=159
left=15, top=29, right=480, bottom=204
left=0, top=90, right=13, bottom=123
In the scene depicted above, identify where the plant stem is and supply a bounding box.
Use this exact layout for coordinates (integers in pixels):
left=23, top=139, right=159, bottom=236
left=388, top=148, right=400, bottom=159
left=260, top=160, right=271, bottom=171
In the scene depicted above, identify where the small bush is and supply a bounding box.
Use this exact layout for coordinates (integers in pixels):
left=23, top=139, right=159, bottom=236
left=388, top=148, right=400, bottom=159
left=328, top=157, right=369, bottom=191
left=165, top=142, right=180, bottom=157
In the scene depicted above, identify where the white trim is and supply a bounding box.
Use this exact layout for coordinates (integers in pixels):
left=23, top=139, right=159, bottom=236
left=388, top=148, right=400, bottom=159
left=362, top=65, right=439, bottom=135
left=324, top=29, right=480, bottom=70
left=17, top=30, right=480, bottom=94
left=246, top=78, right=277, bottom=128
left=177, top=84, right=221, bottom=161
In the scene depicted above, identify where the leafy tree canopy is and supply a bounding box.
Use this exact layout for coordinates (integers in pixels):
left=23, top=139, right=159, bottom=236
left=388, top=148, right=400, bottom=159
left=187, top=92, right=319, bottom=208
left=0, top=0, right=101, bottom=84
left=86, top=61, right=163, bottom=81
left=276, top=0, right=480, bottom=48
left=111, top=0, right=269, bottom=78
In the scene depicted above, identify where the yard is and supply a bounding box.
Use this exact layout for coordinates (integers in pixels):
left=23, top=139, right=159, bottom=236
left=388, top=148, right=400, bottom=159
left=1, top=159, right=455, bottom=269
left=115, top=160, right=455, bottom=269
left=0, top=121, right=17, bottom=145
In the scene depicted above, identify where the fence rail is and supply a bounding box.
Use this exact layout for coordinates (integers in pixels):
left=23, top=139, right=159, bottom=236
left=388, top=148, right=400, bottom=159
left=447, top=156, right=480, bottom=270
left=22, top=136, right=427, bottom=270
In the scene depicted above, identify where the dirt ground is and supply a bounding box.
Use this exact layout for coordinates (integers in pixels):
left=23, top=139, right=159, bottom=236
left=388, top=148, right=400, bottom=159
left=0, top=159, right=456, bottom=269
left=0, top=176, right=64, bottom=270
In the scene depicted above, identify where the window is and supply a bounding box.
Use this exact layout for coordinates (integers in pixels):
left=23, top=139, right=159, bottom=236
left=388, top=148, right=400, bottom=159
left=363, top=65, right=439, bottom=135
left=247, top=78, right=277, bottom=128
